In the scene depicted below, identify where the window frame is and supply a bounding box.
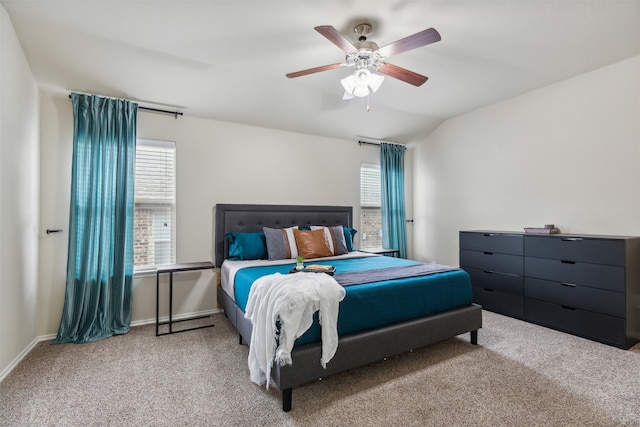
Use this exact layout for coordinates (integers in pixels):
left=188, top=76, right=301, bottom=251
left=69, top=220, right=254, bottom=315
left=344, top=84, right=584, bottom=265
left=359, top=162, right=382, bottom=249
left=133, top=139, right=176, bottom=275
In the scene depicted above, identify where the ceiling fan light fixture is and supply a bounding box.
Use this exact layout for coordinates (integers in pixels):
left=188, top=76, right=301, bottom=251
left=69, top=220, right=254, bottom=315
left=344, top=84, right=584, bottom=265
left=340, top=74, right=357, bottom=94
left=353, top=86, right=369, bottom=97
left=342, top=91, right=355, bottom=100
left=341, top=69, right=385, bottom=98
left=354, top=68, right=371, bottom=87
left=368, top=73, right=384, bottom=93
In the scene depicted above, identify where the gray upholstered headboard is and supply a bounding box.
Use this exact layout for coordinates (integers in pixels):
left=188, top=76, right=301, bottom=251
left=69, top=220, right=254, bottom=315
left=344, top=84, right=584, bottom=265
left=213, top=204, right=353, bottom=267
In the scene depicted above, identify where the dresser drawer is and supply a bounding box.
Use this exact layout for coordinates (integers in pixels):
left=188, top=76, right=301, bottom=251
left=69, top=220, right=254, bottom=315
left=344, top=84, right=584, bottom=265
left=524, top=257, right=624, bottom=292
left=464, top=267, right=523, bottom=295
left=525, top=298, right=626, bottom=348
left=473, top=287, right=524, bottom=319
left=524, top=235, right=625, bottom=266
left=460, top=232, right=523, bottom=255
left=460, top=250, right=523, bottom=276
left=524, top=277, right=625, bottom=318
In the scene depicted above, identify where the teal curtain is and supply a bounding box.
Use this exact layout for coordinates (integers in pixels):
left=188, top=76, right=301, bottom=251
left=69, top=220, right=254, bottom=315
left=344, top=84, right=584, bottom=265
left=380, top=142, right=407, bottom=258
left=55, top=93, right=138, bottom=344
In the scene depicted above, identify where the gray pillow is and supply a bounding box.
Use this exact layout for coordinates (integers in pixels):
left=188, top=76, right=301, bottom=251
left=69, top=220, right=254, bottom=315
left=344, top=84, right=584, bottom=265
left=263, top=226, right=298, bottom=260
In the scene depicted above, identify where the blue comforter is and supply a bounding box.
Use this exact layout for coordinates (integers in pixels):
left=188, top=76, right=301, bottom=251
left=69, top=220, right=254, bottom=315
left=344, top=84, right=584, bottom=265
left=233, top=255, right=472, bottom=345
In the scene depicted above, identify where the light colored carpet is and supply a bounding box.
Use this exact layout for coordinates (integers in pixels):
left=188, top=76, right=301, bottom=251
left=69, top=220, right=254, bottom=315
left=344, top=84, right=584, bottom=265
left=1, top=310, right=639, bottom=426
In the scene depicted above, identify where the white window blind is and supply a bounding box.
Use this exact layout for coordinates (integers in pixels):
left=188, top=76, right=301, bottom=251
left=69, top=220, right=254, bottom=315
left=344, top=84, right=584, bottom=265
left=360, top=163, right=382, bottom=248
left=134, top=139, right=176, bottom=270
left=360, top=163, right=381, bottom=207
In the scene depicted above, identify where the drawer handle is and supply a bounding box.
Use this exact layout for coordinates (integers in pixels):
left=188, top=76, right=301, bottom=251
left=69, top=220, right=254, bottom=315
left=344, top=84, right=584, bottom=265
left=483, top=288, right=495, bottom=292
left=483, top=233, right=499, bottom=237
left=560, top=260, right=576, bottom=264
left=561, top=237, right=582, bottom=242
left=483, top=251, right=494, bottom=255
left=560, top=282, right=577, bottom=288
left=483, top=270, right=495, bottom=274
left=561, top=305, right=576, bottom=311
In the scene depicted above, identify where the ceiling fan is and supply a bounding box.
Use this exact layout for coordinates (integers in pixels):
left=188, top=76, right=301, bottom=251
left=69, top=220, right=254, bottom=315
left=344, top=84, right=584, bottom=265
left=286, top=23, right=441, bottom=99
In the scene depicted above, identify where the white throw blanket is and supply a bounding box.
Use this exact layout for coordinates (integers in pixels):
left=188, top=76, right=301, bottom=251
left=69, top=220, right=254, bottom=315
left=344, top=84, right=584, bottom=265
left=244, top=272, right=346, bottom=388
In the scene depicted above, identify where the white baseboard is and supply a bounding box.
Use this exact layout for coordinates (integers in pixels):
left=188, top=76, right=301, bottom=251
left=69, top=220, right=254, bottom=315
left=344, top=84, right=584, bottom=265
left=0, top=336, right=40, bottom=383
left=131, top=308, right=222, bottom=327
left=0, top=308, right=223, bottom=383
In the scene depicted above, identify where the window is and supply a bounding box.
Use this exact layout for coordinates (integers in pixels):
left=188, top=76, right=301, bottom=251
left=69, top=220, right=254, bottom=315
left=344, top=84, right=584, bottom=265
left=360, top=163, right=382, bottom=249
left=134, top=139, right=176, bottom=270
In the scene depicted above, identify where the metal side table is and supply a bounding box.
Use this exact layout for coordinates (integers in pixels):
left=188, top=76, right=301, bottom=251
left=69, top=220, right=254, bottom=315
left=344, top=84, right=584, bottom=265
left=156, top=261, right=215, bottom=336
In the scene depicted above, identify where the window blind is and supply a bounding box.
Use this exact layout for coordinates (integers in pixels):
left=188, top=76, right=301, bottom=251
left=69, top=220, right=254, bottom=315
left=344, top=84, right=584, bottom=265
left=360, top=163, right=382, bottom=249
left=134, top=139, right=176, bottom=269
left=360, top=163, right=381, bottom=207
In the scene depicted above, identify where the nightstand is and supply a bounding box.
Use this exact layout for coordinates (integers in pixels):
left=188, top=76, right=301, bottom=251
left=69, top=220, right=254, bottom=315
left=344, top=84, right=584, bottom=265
left=360, top=248, right=400, bottom=257
left=156, top=261, right=215, bottom=336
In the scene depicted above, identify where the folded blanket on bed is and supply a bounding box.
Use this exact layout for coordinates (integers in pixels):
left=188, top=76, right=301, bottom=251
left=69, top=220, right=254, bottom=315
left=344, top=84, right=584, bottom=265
left=245, top=272, right=346, bottom=388
left=334, top=262, right=459, bottom=287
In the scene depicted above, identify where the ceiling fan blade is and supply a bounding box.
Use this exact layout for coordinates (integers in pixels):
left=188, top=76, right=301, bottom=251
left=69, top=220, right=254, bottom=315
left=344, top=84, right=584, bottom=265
left=286, top=63, right=343, bottom=79
left=378, top=28, right=441, bottom=58
left=314, top=26, right=358, bottom=54
left=378, top=63, right=428, bottom=86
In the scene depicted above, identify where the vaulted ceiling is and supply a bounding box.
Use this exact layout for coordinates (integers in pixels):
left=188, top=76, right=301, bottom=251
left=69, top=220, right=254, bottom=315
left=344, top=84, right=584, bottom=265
left=3, top=1, right=640, bottom=143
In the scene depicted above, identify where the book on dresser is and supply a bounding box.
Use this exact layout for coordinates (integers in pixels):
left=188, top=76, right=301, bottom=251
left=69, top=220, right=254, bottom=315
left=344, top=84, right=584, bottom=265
left=459, top=230, right=640, bottom=349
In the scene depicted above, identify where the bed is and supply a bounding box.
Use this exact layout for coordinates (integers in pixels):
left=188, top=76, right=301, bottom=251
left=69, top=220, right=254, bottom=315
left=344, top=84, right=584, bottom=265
left=214, top=203, right=482, bottom=411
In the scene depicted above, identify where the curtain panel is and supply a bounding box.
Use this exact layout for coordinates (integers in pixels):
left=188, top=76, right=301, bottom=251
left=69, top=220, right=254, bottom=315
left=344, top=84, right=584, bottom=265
left=55, top=94, right=138, bottom=344
left=380, top=142, right=407, bottom=259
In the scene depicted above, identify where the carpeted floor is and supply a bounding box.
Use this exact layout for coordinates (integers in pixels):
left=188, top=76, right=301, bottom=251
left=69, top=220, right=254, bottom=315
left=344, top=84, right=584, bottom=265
left=1, top=310, right=639, bottom=426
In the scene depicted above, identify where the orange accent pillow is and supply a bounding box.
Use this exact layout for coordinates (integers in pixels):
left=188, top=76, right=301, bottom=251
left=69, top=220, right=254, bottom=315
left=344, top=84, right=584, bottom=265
left=293, top=228, right=333, bottom=259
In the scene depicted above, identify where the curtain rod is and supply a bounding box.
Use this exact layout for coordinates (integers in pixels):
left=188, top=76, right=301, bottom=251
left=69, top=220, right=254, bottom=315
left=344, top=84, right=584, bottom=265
left=137, top=106, right=183, bottom=119
left=68, top=94, right=183, bottom=119
left=357, top=138, right=405, bottom=147
left=358, top=140, right=381, bottom=147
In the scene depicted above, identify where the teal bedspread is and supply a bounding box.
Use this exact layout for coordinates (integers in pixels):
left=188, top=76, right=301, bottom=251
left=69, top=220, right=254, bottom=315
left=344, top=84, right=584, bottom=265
left=233, top=256, right=472, bottom=345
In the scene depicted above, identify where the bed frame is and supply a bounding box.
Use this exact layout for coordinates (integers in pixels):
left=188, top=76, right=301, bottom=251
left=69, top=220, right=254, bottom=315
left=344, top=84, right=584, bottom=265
left=214, top=203, right=482, bottom=412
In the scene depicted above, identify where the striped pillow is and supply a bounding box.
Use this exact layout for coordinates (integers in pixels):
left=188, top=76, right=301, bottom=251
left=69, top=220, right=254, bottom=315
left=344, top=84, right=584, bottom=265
left=310, top=226, right=349, bottom=256
left=263, top=226, right=299, bottom=260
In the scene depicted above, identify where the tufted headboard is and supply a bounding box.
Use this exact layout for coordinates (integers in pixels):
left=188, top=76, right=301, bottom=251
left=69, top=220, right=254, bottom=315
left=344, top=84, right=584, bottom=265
left=213, top=204, right=353, bottom=267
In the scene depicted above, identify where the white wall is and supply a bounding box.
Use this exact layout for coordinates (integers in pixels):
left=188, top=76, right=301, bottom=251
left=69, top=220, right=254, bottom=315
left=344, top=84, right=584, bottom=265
left=38, top=94, right=383, bottom=335
left=413, top=55, right=640, bottom=267
left=0, top=6, right=40, bottom=379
